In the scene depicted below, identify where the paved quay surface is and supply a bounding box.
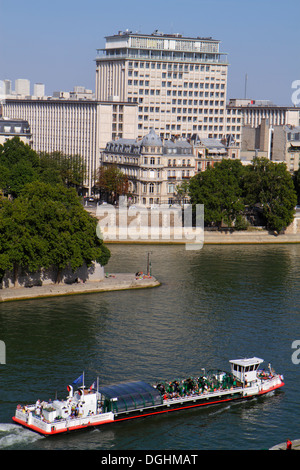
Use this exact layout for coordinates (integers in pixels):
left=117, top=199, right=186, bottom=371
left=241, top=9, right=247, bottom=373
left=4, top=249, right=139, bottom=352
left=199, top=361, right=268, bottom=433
left=0, top=273, right=160, bottom=302
left=203, top=230, right=300, bottom=244
left=269, top=439, right=300, bottom=450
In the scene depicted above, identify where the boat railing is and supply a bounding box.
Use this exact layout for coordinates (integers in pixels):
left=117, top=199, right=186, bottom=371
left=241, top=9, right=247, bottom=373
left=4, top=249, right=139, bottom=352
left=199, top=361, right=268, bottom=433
left=163, top=385, right=244, bottom=404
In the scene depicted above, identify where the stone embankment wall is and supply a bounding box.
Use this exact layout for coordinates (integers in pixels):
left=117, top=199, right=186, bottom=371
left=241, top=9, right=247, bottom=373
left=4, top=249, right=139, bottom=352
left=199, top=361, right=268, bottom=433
left=93, top=205, right=300, bottom=245
left=1, top=262, right=104, bottom=289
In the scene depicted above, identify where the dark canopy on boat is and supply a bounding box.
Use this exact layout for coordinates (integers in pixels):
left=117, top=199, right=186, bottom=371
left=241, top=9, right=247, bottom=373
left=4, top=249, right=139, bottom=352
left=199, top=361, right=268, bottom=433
left=99, top=381, right=162, bottom=413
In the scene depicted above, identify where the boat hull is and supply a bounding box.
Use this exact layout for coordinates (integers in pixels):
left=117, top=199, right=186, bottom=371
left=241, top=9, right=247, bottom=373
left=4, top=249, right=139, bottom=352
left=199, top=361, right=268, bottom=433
left=12, top=380, right=284, bottom=436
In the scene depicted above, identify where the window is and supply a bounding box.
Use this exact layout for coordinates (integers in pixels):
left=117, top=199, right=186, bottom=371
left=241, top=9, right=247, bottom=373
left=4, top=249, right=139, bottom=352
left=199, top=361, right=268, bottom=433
left=168, top=183, right=175, bottom=194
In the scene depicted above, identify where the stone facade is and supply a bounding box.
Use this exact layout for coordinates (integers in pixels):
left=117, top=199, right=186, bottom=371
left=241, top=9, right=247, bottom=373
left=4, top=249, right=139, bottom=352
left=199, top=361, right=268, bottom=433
left=0, top=118, right=32, bottom=146
left=101, top=129, right=195, bottom=205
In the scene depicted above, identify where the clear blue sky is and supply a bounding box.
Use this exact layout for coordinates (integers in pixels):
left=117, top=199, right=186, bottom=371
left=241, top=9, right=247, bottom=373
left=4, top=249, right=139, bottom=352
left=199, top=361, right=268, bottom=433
left=1, top=0, right=299, bottom=105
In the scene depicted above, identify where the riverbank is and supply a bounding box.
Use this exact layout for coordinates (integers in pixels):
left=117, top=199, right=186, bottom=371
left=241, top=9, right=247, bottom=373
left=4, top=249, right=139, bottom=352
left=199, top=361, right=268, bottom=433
left=0, top=273, right=160, bottom=302
left=203, top=230, right=300, bottom=244
left=102, top=230, right=300, bottom=245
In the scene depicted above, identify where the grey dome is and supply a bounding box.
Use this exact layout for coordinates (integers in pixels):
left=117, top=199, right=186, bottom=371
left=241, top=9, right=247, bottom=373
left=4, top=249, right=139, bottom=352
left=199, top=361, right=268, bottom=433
left=141, top=128, right=162, bottom=146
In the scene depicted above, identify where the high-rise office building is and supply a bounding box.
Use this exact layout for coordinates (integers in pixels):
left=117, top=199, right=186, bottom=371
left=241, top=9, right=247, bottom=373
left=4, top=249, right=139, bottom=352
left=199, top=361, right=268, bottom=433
left=15, top=79, right=30, bottom=96
left=95, top=30, right=228, bottom=140
left=33, top=83, right=45, bottom=98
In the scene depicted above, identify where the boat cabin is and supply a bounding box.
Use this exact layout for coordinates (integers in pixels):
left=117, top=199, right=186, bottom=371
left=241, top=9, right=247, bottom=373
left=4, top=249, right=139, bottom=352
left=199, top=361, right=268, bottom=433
left=229, top=357, right=263, bottom=385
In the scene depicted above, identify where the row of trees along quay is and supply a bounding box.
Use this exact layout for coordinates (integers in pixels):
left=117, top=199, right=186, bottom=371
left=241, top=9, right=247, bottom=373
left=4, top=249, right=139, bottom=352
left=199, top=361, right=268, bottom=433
left=0, top=137, right=110, bottom=286
left=97, top=158, right=300, bottom=235
left=188, top=158, right=298, bottom=234
left=1, top=137, right=299, bottom=286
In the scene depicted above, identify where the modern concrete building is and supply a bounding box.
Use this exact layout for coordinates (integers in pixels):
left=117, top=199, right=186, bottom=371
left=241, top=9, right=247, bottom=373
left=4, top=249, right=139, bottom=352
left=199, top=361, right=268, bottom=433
left=227, top=98, right=300, bottom=147
left=15, top=79, right=30, bottom=96
left=33, top=83, right=46, bottom=98
left=3, top=98, right=138, bottom=194
left=95, top=30, right=228, bottom=141
left=241, top=118, right=300, bottom=172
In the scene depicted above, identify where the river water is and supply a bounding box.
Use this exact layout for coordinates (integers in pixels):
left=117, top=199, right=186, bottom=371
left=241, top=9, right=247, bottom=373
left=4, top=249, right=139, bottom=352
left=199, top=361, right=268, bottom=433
left=0, top=242, right=300, bottom=450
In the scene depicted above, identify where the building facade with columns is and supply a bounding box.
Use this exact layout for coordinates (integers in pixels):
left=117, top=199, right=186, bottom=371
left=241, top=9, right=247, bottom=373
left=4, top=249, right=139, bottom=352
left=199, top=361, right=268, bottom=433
left=2, top=98, right=137, bottom=194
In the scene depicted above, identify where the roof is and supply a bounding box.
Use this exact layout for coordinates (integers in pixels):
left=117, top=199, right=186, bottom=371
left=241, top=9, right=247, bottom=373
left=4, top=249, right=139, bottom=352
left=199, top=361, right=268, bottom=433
left=141, top=128, right=162, bottom=146
left=199, top=138, right=225, bottom=149
left=99, top=380, right=162, bottom=412
left=229, top=357, right=263, bottom=368
left=0, top=119, right=31, bottom=135
left=164, top=140, right=192, bottom=148
left=105, top=31, right=220, bottom=43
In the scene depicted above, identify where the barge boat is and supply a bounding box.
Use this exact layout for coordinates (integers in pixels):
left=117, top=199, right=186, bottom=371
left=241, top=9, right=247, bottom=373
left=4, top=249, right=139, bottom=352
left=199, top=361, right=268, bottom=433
left=12, top=357, right=284, bottom=436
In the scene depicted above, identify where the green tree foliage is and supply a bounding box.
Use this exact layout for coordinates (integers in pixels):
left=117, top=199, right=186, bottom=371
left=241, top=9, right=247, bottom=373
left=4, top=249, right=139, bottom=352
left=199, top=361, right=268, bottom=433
left=38, top=151, right=86, bottom=193
left=175, top=181, right=189, bottom=205
left=0, top=182, right=110, bottom=284
left=96, top=165, right=129, bottom=203
left=0, top=139, right=110, bottom=284
left=293, top=168, right=300, bottom=204
left=189, top=157, right=297, bottom=233
left=0, top=137, right=39, bottom=197
left=0, top=138, right=86, bottom=197
left=243, top=158, right=297, bottom=233
left=189, top=159, right=245, bottom=228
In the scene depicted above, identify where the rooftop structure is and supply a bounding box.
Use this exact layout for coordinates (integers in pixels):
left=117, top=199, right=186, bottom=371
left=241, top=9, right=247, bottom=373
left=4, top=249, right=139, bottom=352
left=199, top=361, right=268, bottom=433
left=0, top=118, right=32, bottom=145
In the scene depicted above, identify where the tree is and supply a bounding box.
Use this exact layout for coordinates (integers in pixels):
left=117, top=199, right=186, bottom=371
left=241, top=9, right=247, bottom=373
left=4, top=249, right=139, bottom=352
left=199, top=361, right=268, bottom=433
left=96, top=165, right=129, bottom=203
left=175, top=181, right=189, bottom=205
left=0, top=197, right=48, bottom=285
left=0, top=137, right=40, bottom=197
left=189, top=159, right=246, bottom=228
left=0, top=139, right=87, bottom=197
left=0, top=182, right=110, bottom=284
left=293, top=168, right=300, bottom=204
left=38, top=151, right=86, bottom=194
left=243, top=158, right=297, bottom=233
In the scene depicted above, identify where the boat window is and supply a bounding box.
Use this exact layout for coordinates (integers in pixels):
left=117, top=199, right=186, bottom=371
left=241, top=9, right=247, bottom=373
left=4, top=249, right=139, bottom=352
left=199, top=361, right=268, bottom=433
left=99, top=381, right=163, bottom=413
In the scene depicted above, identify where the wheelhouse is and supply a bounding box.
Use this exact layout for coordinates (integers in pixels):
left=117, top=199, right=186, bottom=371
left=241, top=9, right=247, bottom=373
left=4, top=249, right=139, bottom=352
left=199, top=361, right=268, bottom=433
left=229, top=357, right=263, bottom=385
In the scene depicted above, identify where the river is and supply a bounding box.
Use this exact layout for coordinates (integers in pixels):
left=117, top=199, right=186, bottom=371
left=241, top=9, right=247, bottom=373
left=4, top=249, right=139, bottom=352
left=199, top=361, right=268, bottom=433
left=0, top=243, right=299, bottom=450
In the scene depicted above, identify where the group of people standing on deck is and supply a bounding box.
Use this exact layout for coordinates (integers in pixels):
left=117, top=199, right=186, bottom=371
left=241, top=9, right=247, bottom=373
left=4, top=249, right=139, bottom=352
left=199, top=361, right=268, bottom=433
left=156, top=372, right=238, bottom=400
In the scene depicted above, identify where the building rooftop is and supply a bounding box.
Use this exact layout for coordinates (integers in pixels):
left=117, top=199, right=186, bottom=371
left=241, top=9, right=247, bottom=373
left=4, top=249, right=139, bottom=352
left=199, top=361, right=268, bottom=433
left=141, top=128, right=163, bottom=147
left=0, top=118, right=31, bottom=135
left=105, top=30, right=220, bottom=43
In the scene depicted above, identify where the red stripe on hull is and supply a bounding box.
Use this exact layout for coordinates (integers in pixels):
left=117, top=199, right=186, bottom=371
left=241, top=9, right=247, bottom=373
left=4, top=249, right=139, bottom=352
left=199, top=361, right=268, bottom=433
left=12, top=381, right=284, bottom=436
left=258, top=381, right=285, bottom=395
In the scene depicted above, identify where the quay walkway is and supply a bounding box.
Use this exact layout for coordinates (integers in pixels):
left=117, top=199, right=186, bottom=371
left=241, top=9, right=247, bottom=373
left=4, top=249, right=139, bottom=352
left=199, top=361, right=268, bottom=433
left=0, top=273, right=160, bottom=302
left=270, top=439, right=300, bottom=450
